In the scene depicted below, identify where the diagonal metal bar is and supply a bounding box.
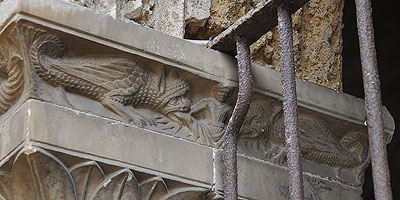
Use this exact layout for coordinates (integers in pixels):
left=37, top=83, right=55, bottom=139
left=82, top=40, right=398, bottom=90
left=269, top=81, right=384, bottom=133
left=277, top=3, right=304, bottom=200
left=354, top=0, right=393, bottom=199
left=209, top=0, right=310, bottom=56
left=223, top=36, right=252, bottom=200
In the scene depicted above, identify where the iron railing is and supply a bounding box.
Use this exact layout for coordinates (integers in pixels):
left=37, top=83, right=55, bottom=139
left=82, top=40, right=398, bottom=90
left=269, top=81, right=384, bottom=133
left=209, top=0, right=392, bottom=199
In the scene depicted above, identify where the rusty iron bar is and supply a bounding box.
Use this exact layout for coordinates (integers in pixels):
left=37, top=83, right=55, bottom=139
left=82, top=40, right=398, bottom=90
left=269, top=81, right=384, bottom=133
left=354, top=0, right=393, bottom=199
left=223, top=36, right=252, bottom=200
left=209, top=0, right=311, bottom=55
left=277, top=3, right=304, bottom=200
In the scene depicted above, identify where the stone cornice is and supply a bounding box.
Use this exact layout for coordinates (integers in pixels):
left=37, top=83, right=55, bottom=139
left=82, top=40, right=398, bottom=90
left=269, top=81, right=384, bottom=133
left=0, top=0, right=394, bottom=134
left=0, top=0, right=395, bottom=199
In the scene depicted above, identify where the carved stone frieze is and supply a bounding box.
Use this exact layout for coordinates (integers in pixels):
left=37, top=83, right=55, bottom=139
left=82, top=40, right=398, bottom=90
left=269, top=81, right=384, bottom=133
left=25, top=23, right=191, bottom=127
left=172, top=84, right=233, bottom=148
left=7, top=23, right=231, bottom=149
left=0, top=146, right=210, bottom=200
left=239, top=99, right=370, bottom=182
left=0, top=23, right=373, bottom=171
left=0, top=2, right=396, bottom=199
left=0, top=22, right=391, bottom=189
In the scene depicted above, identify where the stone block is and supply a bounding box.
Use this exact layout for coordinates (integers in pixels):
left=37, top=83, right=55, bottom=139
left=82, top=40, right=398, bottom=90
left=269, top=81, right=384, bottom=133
left=214, top=150, right=362, bottom=200
left=0, top=0, right=395, bottom=199
left=0, top=100, right=214, bottom=185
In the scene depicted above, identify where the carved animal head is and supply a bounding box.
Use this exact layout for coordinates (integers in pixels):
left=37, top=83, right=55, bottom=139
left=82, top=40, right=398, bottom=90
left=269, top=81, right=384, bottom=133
left=212, top=83, right=233, bottom=103
left=240, top=100, right=277, bottom=139
left=163, top=94, right=191, bottom=114
left=155, top=68, right=191, bottom=115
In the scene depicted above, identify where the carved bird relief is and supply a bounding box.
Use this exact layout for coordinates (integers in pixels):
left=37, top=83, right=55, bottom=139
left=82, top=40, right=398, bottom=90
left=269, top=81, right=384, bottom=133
left=27, top=25, right=191, bottom=127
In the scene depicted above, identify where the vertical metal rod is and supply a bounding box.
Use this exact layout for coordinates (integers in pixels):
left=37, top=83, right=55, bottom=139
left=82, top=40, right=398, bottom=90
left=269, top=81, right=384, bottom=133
left=223, top=36, right=252, bottom=200
left=354, top=0, right=393, bottom=199
left=277, top=4, right=304, bottom=200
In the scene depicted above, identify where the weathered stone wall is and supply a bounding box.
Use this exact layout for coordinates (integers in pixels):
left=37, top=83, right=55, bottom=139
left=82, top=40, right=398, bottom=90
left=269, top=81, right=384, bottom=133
left=186, top=0, right=345, bottom=91
left=250, top=0, right=345, bottom=91
left=63, top=0, right=344, bottom=91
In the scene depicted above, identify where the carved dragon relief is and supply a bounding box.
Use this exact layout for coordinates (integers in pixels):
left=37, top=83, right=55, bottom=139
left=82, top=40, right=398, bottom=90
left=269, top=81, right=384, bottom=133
left=19, top=23, right=190, bottom=128
left=240, top=100, right=370, bottom=182
left=6, top=24, right=372, bottom=176
left=12, top=23, right=231, bottom=149
left=0, top=146, right=214, bottom=200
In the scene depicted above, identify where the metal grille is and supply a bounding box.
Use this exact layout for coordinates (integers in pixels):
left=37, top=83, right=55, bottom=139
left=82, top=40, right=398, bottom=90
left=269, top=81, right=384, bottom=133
left=209, top=0, right=392, bottom=199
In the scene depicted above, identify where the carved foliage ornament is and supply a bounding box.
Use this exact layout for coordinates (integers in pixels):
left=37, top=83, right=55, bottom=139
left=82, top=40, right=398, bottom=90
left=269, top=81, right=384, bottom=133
left=0, top=25, right=27, bottom=114
left=0, top=146, right=210, bottom=200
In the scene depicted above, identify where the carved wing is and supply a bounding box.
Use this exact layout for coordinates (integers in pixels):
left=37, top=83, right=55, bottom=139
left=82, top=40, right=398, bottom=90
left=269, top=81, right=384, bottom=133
left=48, top=55, right=147, bottom=92
left=298, top=117, right=361, bottom=168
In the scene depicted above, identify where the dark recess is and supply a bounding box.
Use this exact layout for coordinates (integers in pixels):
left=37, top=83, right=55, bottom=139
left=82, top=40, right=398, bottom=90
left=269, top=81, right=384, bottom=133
left=342, top=0, right=400, bottom=199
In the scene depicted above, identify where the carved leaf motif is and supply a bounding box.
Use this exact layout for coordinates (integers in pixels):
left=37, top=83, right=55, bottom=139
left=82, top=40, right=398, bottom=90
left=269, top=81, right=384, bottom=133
left=69, top=161, right=106, bottom=200
left=162, top=187, right=207, bottom=200
left=0, top=44, right=24, bottom=114
left=88, top=169, right=140, bottom=200
left=0, top=24, right=58, bottom=115
left=139, top=177, right=168, bottom=199
left=11, top=147, right=77, bottom=200
left=0, top=171, right=11, bottom=200
left=0, top=145, right=211, bottom=200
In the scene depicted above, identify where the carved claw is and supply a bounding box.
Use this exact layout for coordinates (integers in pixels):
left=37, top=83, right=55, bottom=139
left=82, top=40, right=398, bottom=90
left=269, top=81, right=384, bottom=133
left=334, top=167, right=342, bottom=180
left=128, top=118, right=146, bottom=128
left=101, top=97, right=154, bottom=128
left=125, top=107, right=156, bottom=127
left=265, top=146, right=287, bottom=166
left=55, top=87, right=75, bottom=108
left=265, top=145, right=279, bottom=160
left=155, top=116, right=176, bottom=130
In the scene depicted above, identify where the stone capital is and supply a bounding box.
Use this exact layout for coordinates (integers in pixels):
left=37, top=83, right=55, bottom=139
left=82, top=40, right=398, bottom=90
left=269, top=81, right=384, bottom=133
left=0, top=0, right=395, bottom=199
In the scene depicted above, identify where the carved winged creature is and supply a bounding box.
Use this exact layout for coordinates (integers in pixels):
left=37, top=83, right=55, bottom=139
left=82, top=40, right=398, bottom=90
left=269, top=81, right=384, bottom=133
left=241, top=100, right=369, bottom=170
left=29, top=30, right=190, bottom=126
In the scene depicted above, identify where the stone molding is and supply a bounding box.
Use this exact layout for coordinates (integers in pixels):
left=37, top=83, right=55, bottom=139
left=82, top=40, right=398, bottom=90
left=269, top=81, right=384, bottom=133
left=0, top=22, right=375, bottom=174
left=0, top=146, right=212, bottom=200
left=0, top=0, right=395, bottom=199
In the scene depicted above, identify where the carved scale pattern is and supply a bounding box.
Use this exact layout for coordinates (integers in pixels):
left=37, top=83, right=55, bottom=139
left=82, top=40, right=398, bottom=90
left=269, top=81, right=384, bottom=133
left=0, top=146, right=212, bottom=200
left=28, top=28, right=146, bottom=103
left=240, top=100, right=369, bottom=169
left=25, top=24, right=191, bottom=125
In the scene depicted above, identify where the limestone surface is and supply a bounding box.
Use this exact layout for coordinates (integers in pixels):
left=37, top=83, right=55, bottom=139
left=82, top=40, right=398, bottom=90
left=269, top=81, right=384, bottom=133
left=188, top=0, right=344, bottom=91
left=61, top=0, right=344, bottom=91
left=0, top=1, right=396, bottom=199
left=251, top=0, right=345, bottom=91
